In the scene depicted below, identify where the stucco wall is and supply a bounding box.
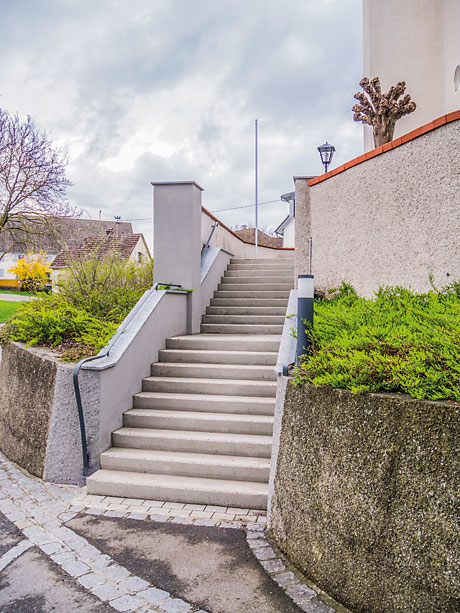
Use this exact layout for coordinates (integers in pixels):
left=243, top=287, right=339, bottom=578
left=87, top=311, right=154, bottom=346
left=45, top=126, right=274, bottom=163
left=363, top=0, right=460, bottom=150
left=270, top=382, right=460, bottom=613
left=295, top=120, right=460, bottom=296
left=202, top=209, right=294, bottom=259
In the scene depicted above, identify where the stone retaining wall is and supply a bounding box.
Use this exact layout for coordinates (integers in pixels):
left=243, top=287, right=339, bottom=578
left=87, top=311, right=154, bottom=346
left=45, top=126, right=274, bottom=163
left=270, top=382, right=459, bottom=612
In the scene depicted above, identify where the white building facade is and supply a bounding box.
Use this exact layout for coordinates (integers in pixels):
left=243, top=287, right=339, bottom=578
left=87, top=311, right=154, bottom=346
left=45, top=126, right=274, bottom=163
left=363, top=0, right=460, bottom=150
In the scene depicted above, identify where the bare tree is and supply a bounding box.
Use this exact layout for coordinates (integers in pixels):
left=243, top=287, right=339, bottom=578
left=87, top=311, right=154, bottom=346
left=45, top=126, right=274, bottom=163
left=352, top=77, right=416, bottom=147
left=0, top=108, right=76, bottom=256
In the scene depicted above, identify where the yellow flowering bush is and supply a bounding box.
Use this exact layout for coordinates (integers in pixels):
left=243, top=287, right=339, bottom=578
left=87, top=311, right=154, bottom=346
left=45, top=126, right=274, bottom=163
left=8, top=251, right=51, bottom=292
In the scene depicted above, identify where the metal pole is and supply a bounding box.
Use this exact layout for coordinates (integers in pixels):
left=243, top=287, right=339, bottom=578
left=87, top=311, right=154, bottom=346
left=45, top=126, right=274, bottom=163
left=255, top=119, right=258, bottom=258
left=296, top=274, right=314, bottom=365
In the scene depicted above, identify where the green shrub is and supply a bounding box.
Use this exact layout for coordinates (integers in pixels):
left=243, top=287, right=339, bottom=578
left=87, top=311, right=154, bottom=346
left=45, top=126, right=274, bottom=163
left=292, top=282, right=460, bottom=402
left=56, top=251, right=153, bottom=322
left=0, top=295, right=118, bottom=361
left=0, top=251, right=153, bottom=361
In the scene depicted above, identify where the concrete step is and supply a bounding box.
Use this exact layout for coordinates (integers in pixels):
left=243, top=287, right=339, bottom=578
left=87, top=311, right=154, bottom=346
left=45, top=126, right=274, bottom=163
left=224, top=269, right=294, bottom=277
left=151, top=362, right=277, bottom=381
left=206, top=306, right=286, bottom=315
left=230, top=258, right=294, bottom=264
left=99, top=448, right=270, bottom=482
left=112, top=427, right=272, bottom=458
left=220, top=276, right=293, bottom=285
left=142, top=376, right=277, bottom=397
left=87, top=469, right=268, bottom=509
left=133, top=392, right=275, bottom=415
left=210, top=298, right=288, bottom=307
left=227, top=263, right=294, bottom=271
left=123, top=409, right=274, bottom=435
left=201, top=323, right=284, bottom=335
left=166, top=334, right=281, bottom=352
left=202, top=314, right=285, bottom=325
left=159, top=349, right=278, bottom=365
left=214, top=282, right=293, bottom=298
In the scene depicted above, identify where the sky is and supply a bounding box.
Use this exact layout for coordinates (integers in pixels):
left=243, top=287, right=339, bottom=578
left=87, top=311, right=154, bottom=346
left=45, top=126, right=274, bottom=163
left=0, top=0, right=363, bottom=249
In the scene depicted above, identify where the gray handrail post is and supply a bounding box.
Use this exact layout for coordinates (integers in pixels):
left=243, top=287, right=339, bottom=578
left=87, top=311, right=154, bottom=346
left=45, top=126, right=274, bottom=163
left=296, top=275, right=314, bottom=365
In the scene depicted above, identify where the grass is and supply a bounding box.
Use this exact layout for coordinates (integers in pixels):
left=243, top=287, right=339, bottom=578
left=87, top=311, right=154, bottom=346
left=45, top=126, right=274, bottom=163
left=0, top=289, right=36, bottom=296
left=0, top=301, right=24, bottom=322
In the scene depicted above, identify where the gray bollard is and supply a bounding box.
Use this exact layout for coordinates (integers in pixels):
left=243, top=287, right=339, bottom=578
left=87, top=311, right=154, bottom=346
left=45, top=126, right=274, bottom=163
left=296, top=274, right=314, bottom=365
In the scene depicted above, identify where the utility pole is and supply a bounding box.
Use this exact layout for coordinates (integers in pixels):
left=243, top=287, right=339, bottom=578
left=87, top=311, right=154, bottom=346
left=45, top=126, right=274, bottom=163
left=114, top=215, right=121, bottom=237
left=255, top=119, right=258, bottom=258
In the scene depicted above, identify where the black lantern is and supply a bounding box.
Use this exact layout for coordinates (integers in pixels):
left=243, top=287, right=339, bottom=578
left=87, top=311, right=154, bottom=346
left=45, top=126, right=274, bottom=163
left=317, top=142, right=335, bottom=173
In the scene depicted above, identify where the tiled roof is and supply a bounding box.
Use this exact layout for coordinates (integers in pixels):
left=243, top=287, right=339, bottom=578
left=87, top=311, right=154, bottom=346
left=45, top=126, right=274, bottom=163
left=308, top=110, right=460, bottom=187
left=234, top=227, right=284, bottom=248
left=52, top=233, right=143, bottom=268
left=0, top=217, right=134, bottom=253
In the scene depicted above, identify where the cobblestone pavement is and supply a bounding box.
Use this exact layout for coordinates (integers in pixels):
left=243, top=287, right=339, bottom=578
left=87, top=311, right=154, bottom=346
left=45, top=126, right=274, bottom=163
left=0, top=452, right=346, bottom=612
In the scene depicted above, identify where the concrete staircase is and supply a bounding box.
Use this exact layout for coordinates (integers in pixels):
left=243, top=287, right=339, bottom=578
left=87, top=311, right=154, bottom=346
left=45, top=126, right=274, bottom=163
left=87, top=257, right=294, bottom=509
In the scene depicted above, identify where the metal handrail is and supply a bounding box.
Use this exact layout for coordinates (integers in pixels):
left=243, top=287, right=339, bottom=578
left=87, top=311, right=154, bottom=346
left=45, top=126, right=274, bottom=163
left=73, top=282, right=182, bottom=477
left=202, top=221, right=219, bottom=252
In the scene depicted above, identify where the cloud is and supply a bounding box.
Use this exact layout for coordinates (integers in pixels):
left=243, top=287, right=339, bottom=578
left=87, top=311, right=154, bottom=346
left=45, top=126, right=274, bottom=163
left=0, top=0, right=363, bottom=247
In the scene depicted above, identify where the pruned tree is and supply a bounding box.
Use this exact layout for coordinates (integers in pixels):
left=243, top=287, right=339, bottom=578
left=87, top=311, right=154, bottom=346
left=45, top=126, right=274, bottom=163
left=352, top=77, right=416, bottom=147
left=0, top=108, right=77, bottom=258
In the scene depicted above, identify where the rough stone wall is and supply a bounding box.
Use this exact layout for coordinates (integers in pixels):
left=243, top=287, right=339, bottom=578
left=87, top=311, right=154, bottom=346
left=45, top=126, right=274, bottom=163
left=270, top=383, right=460, bottom=613
left=295, top=120, right=460, bottom=296
left=0, top=343, right=57, bottom=477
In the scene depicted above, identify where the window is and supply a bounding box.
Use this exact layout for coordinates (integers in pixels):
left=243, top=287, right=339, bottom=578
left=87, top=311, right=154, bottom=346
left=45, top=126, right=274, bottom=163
left=137, top=252, right=143, bottom=263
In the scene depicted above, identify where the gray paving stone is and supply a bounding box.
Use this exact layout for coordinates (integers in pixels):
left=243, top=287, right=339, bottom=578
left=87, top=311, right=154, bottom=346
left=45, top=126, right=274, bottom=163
left=58, top=511, right=78, bottom=522
left=158, top=597, right=192, bottom=612
left=246, top=523, right=265, bottom=531
left=104, top=510, right=127, bottom=518
left=92, top=582, right=125, bottom=601
left=261, top=558, right=286, bottom=573
left=192, top=519, right=216, bottom=527
left=74, top=543, right=101, bottom=558
left=39, top=541, right=66, bottom=555
left=247, top=538, right=267, bottom=549
left=118, top=575, right=150, bottom=593
left=86, top=508, right=104, bottom=516
left=77, top=572, right=107, bottom=590
left=253, top=547, right=276, bottom=561
left=137, top=587, right=170, bottom=605
left=61, top=559, right=91, bottom=578
left=110, top=594, right=143, bottom=612
left=105, top=564, right=131, bottom=582
left=273, top=571, right=300, bottom=587
left=89, top=554, right=112, bottom=569
left=171, top=517, right=193, bottom=525
left=298, top=600, right=336, bottom=613
left=149, top=514, right=169, bottom=523
left=127, top=512, right=148, bottom=520
left=286, top=584, right=317, bottom=602
left=51, top=551, right=77, bottom=565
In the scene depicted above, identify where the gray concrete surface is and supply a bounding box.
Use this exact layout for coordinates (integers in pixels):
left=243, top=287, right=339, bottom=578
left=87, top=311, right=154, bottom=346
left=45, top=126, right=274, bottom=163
left=0, top=450, right=343, bottom=613
left=67, top=514, right=301, bottom=613
left=0, top=293, right=35, bottom=302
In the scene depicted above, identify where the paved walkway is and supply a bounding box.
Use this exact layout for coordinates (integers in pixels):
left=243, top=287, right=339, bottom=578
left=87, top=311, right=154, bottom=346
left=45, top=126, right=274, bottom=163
left=0, top=452, right=345, bottom=612
left=0, top=293, right=35, bottom=302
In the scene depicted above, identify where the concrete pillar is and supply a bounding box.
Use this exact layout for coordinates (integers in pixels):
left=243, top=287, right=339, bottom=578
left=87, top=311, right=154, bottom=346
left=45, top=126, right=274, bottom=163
left=152, top=181, right=204, bottom=333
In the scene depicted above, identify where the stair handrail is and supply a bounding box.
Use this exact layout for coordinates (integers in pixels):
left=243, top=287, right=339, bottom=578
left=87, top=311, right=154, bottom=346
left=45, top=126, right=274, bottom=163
left=73, top=282, right=182, bottom=477
left=202, top=221, right=219, bottom=252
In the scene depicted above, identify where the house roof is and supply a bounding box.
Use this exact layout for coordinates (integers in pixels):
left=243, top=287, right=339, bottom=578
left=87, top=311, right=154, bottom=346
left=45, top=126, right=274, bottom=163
left=233, top=227, right=284, bottom=248
left=51, top=233, right=147, bottom=268
left=0, top=217, right=134, bottom=254
left=307, top=110, right=460, bottom=187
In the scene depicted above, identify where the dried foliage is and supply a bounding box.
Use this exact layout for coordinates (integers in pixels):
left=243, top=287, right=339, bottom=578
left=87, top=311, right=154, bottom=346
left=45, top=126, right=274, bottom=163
left=0, top=108, right=76, bottom=256
left=352, top=77, right=416, bottom=147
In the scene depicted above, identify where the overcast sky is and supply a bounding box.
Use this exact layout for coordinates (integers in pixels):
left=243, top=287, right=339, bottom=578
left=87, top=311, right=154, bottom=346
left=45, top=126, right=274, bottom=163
left=0, top=0, right=363, bottom=248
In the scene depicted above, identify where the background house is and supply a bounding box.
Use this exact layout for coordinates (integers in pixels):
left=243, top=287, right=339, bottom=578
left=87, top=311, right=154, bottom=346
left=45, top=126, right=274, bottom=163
left=233, top=226, right=283, bottom=248
left=51, top=231, right=151, bottom=287
left=0, top=218, right=134, bottom=289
